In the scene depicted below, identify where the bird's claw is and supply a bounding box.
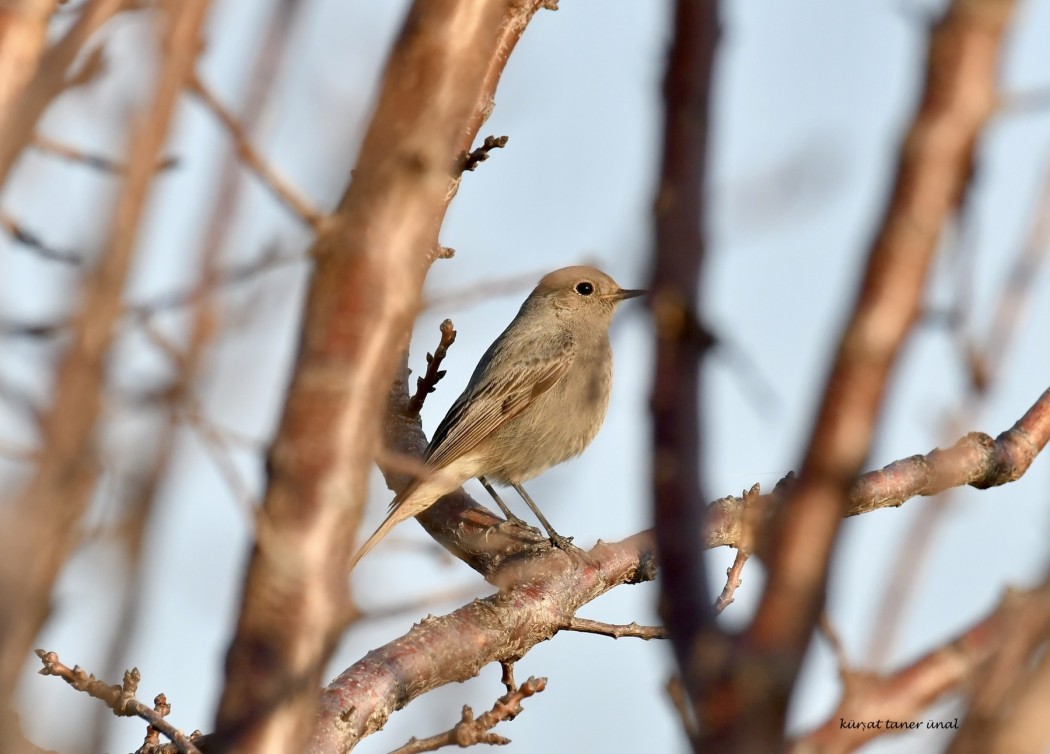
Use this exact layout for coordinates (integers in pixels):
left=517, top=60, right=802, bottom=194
left=549, top=533, right=582, bottom=554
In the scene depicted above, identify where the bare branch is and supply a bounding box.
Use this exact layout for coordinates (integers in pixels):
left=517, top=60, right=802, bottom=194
left=695, top=1, right=1022, bottom=744
left=793, top=580, right=1050, bottom=753
left=0, top=210, right=80, bottom=265
left=311, top=533, right=655, bottom=753
left=566, top=618, right=667, bottom=640
left=390, top=677, right=546, bottom=754
left=649, top=1, right=720, bottom=731
left=31, top=132, right=179, bottom=173
left=188, top=70, right=326, bottom=231
left=703, top=384, right=1050, bottom=551
left=462, top=134, right=509, bottom=172
left=408, top=319, right=457, bottom=414
left=214, top=3, right=554, bottom=751
left=35, top=650, right=202, bottom=754
left=0, top=2, right=212, bottom=735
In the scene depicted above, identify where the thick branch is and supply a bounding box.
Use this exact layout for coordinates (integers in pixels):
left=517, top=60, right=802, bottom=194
left=147, top=387, right=1050, bottom=753
left=310, top=532, right=655, bottom=754
left=649, top=1, right=719, bottom=735
left=214, top=3, right=553, bottom=752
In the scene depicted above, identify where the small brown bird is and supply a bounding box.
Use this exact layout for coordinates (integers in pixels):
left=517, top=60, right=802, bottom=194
left=350, top=265, right=642, bottom=568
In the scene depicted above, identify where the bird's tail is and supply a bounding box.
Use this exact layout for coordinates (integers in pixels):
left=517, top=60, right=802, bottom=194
left=349, top=483, right=431, bottom=571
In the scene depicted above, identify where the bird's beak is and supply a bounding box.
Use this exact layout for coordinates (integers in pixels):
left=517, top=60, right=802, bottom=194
left=606, top=288, right=646, bottom=301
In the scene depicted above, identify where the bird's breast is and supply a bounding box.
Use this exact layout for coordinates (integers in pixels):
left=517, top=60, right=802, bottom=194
left=482, top=342, right=613, bottom=484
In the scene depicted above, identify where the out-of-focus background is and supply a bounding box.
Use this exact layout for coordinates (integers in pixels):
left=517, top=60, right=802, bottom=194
left=3, top=1, right=1050, bottom=751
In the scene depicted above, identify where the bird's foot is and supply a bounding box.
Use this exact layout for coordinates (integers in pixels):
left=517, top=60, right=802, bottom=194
left=496, top=517, right=543, bottom=539
left=548, top=532, right=583, bottom=555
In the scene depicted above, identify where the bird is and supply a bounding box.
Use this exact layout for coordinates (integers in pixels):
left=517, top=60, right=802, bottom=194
left=350, top=265, right=642, bottom=569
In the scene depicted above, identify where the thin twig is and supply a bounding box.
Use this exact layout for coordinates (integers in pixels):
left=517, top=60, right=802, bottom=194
left=389, top=677, right=546, bottom=754
left=361, top=585, right=482, bottom=623
left=408, top=319, right=457, bottom=414
left=0, top=209, right=81, bottom=264
left=462, top=134, right=509, bottom=171
left=819, top=613, right=850, bottom=671
left=0, top=247, right=307, bottom=341
left=713, top=548, right=750, bottom=615
left=31, top=132, right=179, bottom=173
left=180, top=407, right=257, bottom=514
left=188, top=70, right=326, bottom=231
left=35, top=650, right=202, bottom=754
left=667, top=675, right=699, bottom=740
left=128, top=246, right=306, bottom=320
left=499, top=661, right=515, bottom=696
left=566, top=617, right=667, bottom=640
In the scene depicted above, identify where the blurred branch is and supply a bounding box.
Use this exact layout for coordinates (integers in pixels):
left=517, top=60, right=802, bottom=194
left=390, top=676, right=546, bottom=754
left=648, top=2, right=719, bottom=748
left=35, top=650, right=202, bottom=754
left=865, top=149, right=1050, bottom=665
left=794, top=578, right=1050, bottom=754
left=214, top=2, right=555, bottom=752
left=188, top=70, right=325, bottom=231
left=0, top=209, right=80, bottom=264
left=0, top=246, right=306, bottom=341
left=0, top=0, right=126, bottom=188
left=0, top=1, right=60, bottom=120
left=31, top=132, right=179, bottom=173
left=0, top=1, right=212, bottom=743
left=129, top=245, right=306, bottom=320
left=700, top=1, right=1019, bottom=748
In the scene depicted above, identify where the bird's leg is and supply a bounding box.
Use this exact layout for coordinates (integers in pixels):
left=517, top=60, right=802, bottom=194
left=511, top=483, right=581, bottom=553
left=478, top=476, right=530, bottom=527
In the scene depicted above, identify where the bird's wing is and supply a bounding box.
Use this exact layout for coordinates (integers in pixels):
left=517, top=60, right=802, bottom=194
left=420, top=330, right=576, bottom=480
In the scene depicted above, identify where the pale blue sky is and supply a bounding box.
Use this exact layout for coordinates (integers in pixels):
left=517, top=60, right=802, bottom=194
left=5, top=1, right=1050, bottom=752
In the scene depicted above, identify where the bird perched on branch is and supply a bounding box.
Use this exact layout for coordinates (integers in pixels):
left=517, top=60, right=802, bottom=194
left=350, top=265, right=643, bottom=569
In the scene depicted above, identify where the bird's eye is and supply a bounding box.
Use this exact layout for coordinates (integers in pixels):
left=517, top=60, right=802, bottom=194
left=575, top=281, right=594, bottom=296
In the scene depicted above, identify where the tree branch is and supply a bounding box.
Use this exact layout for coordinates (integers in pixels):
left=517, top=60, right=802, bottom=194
left=566, top=618, right=667, bottom=640
left=0, top=0, right=126, bottom=187
left=649, top=3, right=720, bottom=739
left=407, top=319, right=457, bottom=415
left=213, top=3, right=555, bottom=752
left=793, top=578, right=1050, bottom=753
left=0, top=4, right=212, bottom=745
left=390, top=676, right=546, bottom=754
left=698, top=2, right=1020, bottom=746
left=311, top=532, right=656, bottom=754
left=35, top=650, right=202, bottom=754
left=188, top=70, right=325, bottom=231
